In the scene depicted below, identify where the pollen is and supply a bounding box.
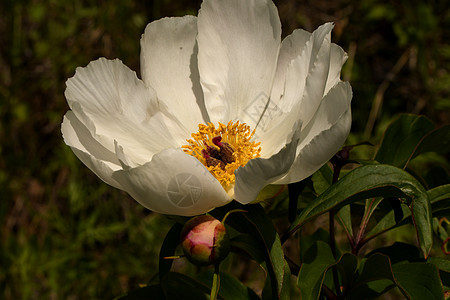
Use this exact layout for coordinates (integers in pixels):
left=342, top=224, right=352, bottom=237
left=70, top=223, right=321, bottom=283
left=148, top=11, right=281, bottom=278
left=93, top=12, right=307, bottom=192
left=182, top=121, right=261, bottom=192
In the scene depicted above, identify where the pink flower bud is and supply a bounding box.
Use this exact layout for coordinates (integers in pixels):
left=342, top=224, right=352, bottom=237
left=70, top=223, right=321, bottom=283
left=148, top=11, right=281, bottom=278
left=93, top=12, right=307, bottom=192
left=180, top=215, right=230, bottom=266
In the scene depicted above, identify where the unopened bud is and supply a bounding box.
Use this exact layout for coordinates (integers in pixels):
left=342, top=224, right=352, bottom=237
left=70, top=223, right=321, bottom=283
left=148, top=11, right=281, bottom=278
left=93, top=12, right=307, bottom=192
left=180, top=215, right=230, bottom=266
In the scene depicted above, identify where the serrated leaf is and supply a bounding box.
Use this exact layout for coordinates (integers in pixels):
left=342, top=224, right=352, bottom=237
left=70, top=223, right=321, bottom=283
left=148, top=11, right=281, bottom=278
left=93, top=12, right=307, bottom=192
left=375, top=114, right=435, bottom=168
left=290, top=164, right=433, bottom=258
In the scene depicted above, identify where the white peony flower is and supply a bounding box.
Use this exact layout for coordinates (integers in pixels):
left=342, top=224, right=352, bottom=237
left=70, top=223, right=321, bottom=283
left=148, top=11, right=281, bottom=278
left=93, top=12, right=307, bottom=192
left=61, top=0, right=352, bottom=216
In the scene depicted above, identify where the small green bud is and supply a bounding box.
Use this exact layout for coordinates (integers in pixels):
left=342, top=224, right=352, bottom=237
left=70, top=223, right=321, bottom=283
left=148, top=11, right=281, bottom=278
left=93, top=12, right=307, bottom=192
left=180, top=215, right=230, bottom=266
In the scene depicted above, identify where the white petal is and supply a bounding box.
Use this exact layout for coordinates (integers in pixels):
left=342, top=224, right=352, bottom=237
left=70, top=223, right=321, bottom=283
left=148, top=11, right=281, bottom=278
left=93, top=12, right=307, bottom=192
left=324, top=44, right=348, bottom=95
left=256, top=23, right=335, bottom=157
left=234, top=121, right=302, bottom=204
left=269, top=23, right=334, bottom=118
left=61, top=111, right=123, bottom=189
left=270, top=29, right=311, bottom=110
left=114, top=140, right=137, bottom=170
left=65, top=58, right=188, bottom=165
left=288, top=23, right=333, bottom=127
left=252, top=29, right=311, bottom=143
left=275, top=81, right=352, bottom=184
left=197, top=0, right=281, bottom=125
left=112, top=148, right=231, bottom=216
left=141, top=16, right=209, bottom=132
left=299, top=81, right=352, bottom=141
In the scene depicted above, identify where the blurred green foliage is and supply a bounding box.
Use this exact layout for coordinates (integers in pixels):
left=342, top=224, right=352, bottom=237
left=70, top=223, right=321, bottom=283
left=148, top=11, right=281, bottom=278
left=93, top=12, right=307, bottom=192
left=0, top=0, right=448, bottom=299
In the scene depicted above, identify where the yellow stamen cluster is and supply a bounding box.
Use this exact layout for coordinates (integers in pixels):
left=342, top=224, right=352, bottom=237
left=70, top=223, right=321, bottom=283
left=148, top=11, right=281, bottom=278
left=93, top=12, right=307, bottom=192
left=183, top=121, right=261, bottom=190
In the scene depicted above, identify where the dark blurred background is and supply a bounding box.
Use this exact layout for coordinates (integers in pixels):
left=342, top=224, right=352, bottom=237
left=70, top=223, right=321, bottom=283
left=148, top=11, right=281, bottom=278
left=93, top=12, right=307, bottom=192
left=1, top=0, right=449, bottom=298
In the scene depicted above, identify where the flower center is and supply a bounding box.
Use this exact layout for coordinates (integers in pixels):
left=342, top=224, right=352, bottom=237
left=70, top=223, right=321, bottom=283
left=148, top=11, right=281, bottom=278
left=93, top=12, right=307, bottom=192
left=183, top=121, right=261, bottom=192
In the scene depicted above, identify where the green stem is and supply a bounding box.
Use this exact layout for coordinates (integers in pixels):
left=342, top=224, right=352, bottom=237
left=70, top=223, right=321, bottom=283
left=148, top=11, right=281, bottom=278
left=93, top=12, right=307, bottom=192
left=210, top=263, right=220, bottom=300
left=163, top=255, right=184, bottom=260
left=221, top=209, right=247, bottom=224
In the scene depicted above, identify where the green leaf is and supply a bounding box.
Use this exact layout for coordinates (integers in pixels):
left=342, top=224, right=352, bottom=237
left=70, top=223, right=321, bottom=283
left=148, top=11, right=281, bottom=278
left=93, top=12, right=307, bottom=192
left=280, top=261, right=292, bottom=300
left=428, top=257, right=450, bottom=273
left=297, top=241, right=336, bottom=300
left=348, top=279, right=395, bottom=300
left=347, top=254, right=396, bottom=299
left=355, top=254, right=395, bottom=285
left=337, top=204, right=353, bottom=238
left=264, top=260, right=292, bottom=300
left=348, top=254, right=444, bottom=300
left=255, top=184, right=287, bottom=203
left=243, top=205, right=288, bottom=300
left=407, top=124, right=450, bottom=164
left=299, top=228, right=330, bottom=263
left=297, top=244, right=357, bottom=299
left=118, top=272, right=213, bottom=300
left=159, top=223, right=182, bottom=282
left=290, top=164, right=433, bottom=258
left=366, top=242, right=423, bottom=264
left=361, top=197, right=384, bottom=226
left=375, top=114, right=435, bottom=168
left=312, top=164, right=333, bottom=195
left=428, top=184, right=450, bottom=203
left=428, top=184, right=450, bottom=218
left=428, top=257, right=450, bottom=289
left=197, top=271, right=261, bottom=300
left=231, top=234, right=266, bottom=263
left=213, top=203, right=289, bottom=299
left=392, top=262, right=444, bottom=299
left=365, top=203, right=411, bottom=241
left=335, top=253, right=358, bottom=288
left=161, top=272, right=210, bottom=300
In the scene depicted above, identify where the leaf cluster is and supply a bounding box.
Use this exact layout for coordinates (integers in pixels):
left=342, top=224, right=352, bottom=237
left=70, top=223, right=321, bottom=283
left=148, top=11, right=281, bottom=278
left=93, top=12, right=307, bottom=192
left=120, top=116, right=449, bottom=299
